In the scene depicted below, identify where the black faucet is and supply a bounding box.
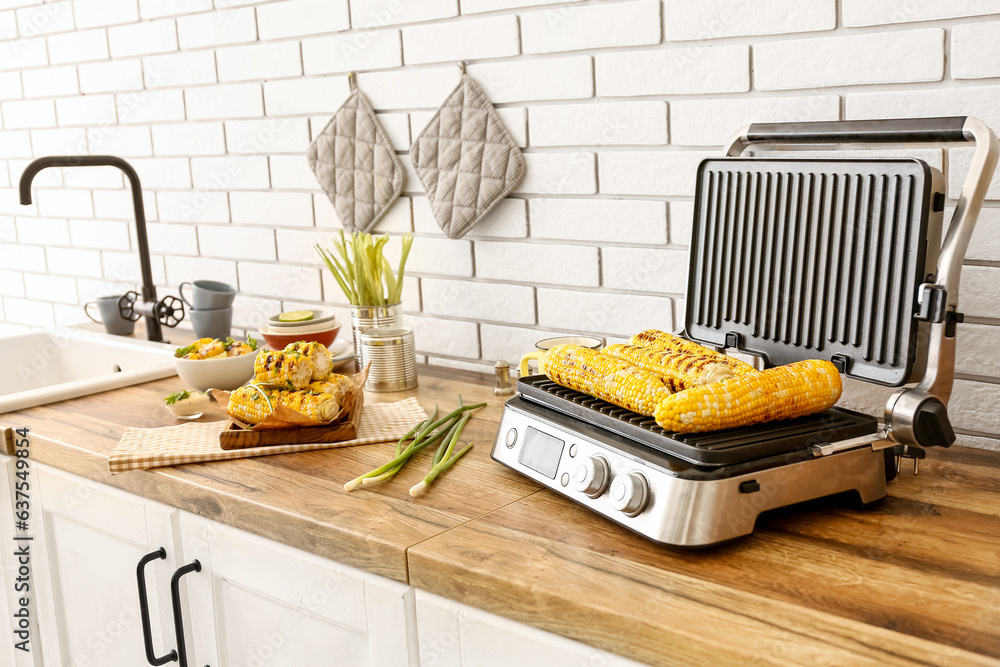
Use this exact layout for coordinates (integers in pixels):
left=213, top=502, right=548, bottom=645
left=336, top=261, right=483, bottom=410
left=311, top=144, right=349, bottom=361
left=19, top=155, right=182, bottom=342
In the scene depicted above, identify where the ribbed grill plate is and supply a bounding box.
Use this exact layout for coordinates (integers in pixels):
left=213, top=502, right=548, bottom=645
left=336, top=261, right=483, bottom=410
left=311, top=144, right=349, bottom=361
left=687, top=158, right=933, bottom=386
left=518, top=376, right=879, bottom=467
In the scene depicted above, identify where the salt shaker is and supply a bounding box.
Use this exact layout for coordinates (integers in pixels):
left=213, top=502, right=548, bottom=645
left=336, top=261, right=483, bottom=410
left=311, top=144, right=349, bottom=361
left=494, top=360, right=515, bottom=396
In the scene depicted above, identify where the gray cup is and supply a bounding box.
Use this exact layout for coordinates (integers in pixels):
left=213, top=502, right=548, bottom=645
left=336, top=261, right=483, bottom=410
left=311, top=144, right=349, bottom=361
left=179, top=280, right=236, bottom=310
left=84, top=295, right=136, bottom=336
left=189, top=307, right=233, bottom=340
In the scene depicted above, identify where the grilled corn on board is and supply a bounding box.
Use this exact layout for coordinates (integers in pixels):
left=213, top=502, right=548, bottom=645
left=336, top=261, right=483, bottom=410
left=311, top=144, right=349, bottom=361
left=228, top=384, right=342, bottom=425
left=285, top=341, right=333, bottom=380
left=603, top=343, right=734, bottom=392
left=253, top=350, right=313, bottom=390
left=653, top=359, right=842, bottom=433
left=227, top=340, right=358, bottom=427
left=629, top=329, right=758, bottom=376
left=543, top=344, right=672, bottom=417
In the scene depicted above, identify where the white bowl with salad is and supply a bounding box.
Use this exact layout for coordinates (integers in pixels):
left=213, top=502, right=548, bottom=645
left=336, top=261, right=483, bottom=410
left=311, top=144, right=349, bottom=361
left=173, top=336, right=259, bottom=391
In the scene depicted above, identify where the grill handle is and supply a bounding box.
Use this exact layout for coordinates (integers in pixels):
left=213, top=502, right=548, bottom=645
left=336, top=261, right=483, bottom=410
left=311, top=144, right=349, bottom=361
left=740, top=116, right=969, bottom=146
left=726, top=116, right=999, bottom=449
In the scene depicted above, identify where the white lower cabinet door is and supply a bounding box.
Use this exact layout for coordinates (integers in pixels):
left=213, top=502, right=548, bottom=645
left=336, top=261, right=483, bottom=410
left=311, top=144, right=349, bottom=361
left=415, top=590, right=650, bottom=667
left=31, top=464, right=181, bottom=667
left=178, top=512, right=418, bottom=667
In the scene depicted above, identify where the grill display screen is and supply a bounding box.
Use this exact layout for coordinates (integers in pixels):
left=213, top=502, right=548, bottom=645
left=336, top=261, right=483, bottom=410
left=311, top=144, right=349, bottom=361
left=518, top=427, right=564, bottom=479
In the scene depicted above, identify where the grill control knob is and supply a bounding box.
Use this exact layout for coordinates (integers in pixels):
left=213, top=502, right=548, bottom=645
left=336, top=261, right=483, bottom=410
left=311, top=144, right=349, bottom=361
left=572, top=456, right=609, bottom=498
left=609, top=472, right=649, bottom=517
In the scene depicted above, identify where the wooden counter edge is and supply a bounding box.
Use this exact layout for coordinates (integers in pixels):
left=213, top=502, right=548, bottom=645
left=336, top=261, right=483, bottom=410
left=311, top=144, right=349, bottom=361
left=407, top=520, right=999, bottom=667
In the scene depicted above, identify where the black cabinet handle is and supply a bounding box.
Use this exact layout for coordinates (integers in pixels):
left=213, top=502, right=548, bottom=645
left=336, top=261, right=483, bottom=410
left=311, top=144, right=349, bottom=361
left=170, top=560, right=209, bottom=667
left=136, top=548, right=177, bottom=666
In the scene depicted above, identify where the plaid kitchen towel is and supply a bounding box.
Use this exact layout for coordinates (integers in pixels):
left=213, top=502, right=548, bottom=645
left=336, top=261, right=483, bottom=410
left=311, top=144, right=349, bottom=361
left=109, top=398, right=427, bottom=474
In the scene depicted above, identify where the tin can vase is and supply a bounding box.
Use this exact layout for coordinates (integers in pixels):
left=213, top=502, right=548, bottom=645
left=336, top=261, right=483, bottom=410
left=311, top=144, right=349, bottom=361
left=357, top=326, right=418, bottom=392
left=350, top=303, right=402, bottom=370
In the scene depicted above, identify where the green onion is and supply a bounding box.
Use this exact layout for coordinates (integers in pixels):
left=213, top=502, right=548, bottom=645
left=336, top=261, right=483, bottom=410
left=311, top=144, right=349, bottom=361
left=344, top=401, right=485, bottom=492
left=315, top=231, right=414, bottom=306
left=410, top=443, right=474, bottom=497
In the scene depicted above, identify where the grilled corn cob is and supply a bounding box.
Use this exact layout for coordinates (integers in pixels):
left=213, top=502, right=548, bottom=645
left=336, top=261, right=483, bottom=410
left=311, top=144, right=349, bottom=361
left=253, top=350, right=313, bottom=390
left=228, top=384, right=341, bottom=425
left=284, top=341, right=333, bottom=380
left=326, top=373, right=353, bottom=396
left=653, top=359, right=842, bottom=433
left=629, top=329, right=758, bottom=376
left=228, top=384, right=275, bottom=424
left=305, top=380, right=344, bottom=404
left=604, top=344, right=734, bottom=392
left=270, top=388, right=340, bottom=422
left=543, top=344, right=671, bottom=416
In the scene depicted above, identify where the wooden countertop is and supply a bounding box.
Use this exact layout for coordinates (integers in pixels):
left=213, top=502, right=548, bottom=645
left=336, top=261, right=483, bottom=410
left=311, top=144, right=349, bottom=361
left=4, top=365, right=999, bottom=666
left=2, top=364, right=539, bottom=583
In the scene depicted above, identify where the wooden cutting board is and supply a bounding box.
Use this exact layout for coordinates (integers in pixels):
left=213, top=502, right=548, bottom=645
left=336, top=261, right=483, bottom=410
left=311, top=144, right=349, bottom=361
left=219, top=390, right=364, bottom=449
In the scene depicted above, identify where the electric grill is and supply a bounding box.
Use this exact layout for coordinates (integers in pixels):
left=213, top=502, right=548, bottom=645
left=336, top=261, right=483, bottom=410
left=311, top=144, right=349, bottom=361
left=491, top=117, right=999, bottom=547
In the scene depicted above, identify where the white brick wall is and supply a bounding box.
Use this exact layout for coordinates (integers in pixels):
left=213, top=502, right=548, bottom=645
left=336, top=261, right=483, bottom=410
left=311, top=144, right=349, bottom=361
left=664, top=0, right=835, bottom=40
left=1, top=0, right=999, bottom=449
left=754, top=29, right=944, bottom=90
left=402, top=15, right=519, bottom=65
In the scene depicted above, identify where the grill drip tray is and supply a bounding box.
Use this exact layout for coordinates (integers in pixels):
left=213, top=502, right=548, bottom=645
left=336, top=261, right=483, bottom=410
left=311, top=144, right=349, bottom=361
left=517, top=375, right=879, bottom=467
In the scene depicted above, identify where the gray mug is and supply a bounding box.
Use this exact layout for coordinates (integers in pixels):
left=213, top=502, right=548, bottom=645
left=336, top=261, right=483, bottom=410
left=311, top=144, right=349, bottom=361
left=179, top=280, right=236, bottom=310
left=189, top=307, right=233, bottom=340
left=84, top=295, right=136, bottom=336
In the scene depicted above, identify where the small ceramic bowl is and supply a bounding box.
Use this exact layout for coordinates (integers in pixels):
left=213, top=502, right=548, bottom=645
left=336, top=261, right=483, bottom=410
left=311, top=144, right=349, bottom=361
left=163, top=391, right=210, bottom=420
left=258, top=325, right=340, bottom=349
left=173, top=350, right=257, bottom=391
left=262, top=318, right=341, bottom=334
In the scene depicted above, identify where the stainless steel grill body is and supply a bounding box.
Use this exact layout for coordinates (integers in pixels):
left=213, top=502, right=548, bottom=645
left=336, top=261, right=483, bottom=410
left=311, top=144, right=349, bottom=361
left=492, top=116, right=998, bottom=546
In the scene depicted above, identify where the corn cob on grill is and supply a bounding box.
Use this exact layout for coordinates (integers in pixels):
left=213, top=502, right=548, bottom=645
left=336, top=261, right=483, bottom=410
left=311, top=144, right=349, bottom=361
left=284, top=341, right=333, bottom=380
left=604, top=343, right=734, bottom=392
left=543, top=344, right=671, bottom=417
left=653, top=359, right=842, bottom=433
left=629, top=330, right=758, bottom=376
left=253, top=350, right=313, bottom=390
left=228, top=384, right=341, bottom=425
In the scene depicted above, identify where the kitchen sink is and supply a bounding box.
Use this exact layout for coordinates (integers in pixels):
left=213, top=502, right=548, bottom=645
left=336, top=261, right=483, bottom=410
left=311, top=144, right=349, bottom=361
left=0, top=328, right=177, bottom=414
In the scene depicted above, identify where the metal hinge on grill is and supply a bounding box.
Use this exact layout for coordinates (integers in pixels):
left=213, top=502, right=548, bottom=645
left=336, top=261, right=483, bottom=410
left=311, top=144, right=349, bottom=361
left=915, top=283, right=948, bottom=323
left=722, top=332, right=766, bottom=371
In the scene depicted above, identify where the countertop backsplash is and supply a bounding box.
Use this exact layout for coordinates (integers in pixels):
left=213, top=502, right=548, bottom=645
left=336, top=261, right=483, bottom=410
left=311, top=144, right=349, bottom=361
left=0, top=0, right=998, bottom=449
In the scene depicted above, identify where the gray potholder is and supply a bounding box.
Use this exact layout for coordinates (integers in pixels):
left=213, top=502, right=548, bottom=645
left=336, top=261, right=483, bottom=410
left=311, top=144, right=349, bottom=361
left=308, top=75, right=405, bottom=233
left=410, top=66, right=526, bottom=239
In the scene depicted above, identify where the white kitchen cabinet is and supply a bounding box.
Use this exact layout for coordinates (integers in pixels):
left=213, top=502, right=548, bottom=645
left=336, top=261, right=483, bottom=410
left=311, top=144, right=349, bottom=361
left=2, top=457, right=643, bottom=667
left=415, top=590, right=649, bottom=667
left=177, top=512, right=418, bottom=667
left=30, top=463, right=180, bottom=667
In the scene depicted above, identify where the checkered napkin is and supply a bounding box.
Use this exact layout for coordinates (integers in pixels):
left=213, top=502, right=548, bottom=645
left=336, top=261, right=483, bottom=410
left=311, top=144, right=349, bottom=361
left=109, top=398, right=427, bottom=474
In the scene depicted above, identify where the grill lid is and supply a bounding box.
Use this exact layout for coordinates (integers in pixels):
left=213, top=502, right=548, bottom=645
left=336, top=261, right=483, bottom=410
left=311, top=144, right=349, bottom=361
left=686, top=157, right=938, bottom=386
